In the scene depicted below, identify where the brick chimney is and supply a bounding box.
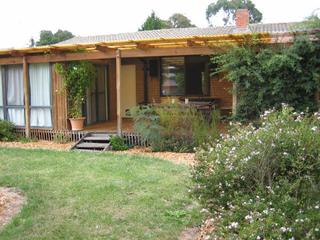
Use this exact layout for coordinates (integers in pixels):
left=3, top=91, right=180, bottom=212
left=235, top=9, right=249, bottom=28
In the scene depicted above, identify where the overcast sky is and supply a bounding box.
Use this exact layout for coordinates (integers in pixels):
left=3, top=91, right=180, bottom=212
left=0, top=0, right=319, bottom=48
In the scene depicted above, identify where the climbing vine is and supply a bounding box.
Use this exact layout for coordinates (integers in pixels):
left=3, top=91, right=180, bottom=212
left=55, top=61, right=96, bottom=118
left=212, top=30, right=320, bottom=121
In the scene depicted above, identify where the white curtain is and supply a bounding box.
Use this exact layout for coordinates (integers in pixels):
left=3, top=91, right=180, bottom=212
left=6, top=65, right=25, bottom=125
left=29, top=63, right=52, bottom=127
left=0, top=66, right=3, bottom=119
left=8, top=109, right=24, bottom=126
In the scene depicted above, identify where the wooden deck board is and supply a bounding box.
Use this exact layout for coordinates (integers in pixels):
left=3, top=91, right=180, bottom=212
left=84, top=119, right=133, bottom=132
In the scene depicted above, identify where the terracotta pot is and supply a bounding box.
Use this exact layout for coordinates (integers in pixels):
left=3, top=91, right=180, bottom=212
left=69, top=117, right=86, bottom=131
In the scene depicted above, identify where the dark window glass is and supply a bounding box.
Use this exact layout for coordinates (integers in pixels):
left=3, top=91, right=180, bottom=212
left=161, top=57, right=185, bottom=96
left=161, top=56, right=210, bottom=97
left=185, top=56, right=210, bottom=96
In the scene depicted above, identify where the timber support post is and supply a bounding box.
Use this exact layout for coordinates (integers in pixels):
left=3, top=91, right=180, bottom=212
left=116, top=49, right=122, bottom=136
left=23, top=56, right=30, bottom=138
left=232, top=82, right=237, bottom=116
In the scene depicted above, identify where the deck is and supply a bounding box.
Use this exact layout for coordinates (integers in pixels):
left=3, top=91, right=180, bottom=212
left=84, top=119, right=134, bottom=132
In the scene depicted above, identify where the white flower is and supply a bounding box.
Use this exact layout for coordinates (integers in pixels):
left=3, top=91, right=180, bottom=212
left=228, top=222, right=239, bottom=229
left=315, top=205, right=319, bottom=209
left=288, top=237, right=295, bottom=240
left=245, top=214, right=253, bottom=223
left=280, top=227, right=287, bottom=233
left=256, top=236, right=261, bottom=240
left=311, top=126, right=318, bottom=131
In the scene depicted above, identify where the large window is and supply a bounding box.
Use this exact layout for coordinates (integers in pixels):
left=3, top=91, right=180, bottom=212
left=29, top=63, right=52, bottom=127
left=0, top=64, right=52, bottom=128
left=161, top=56, right=210, bottom=97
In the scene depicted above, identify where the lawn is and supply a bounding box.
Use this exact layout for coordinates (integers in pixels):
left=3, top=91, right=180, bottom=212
left=0, top=148, right=200, bottom=240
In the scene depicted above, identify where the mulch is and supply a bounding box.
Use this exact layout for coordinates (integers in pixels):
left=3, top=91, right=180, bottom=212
left=114, top=147, right=195, bottom=166
left=0, top=187, right=26, bottom=230
left=0, top=141, right=73, bottom=151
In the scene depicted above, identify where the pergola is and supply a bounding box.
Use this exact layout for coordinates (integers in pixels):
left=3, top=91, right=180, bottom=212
left=0, top=32, right=283, bottom=137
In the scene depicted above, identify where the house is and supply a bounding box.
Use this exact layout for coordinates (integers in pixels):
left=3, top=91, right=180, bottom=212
left=0, top=9, right=303, bottom=140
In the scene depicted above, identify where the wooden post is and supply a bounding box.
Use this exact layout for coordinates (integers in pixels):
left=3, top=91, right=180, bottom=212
left=23, top=56, right=30, bottom=138
left=116, top=49, right=122, bottom=136
left=232, top=82, right=237, bottom=116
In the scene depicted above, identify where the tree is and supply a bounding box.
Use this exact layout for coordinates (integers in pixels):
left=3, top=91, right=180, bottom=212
left=36, top=30, right=74, bottom=46
left=139, top=11, right=168, bottom=31
left=139, top=11, right=196, bottom=31
left=206, top=0, right=262, bottom=25
left=54, top=30, right=74, bottom=43
left=167, top=13, right=196, bottom=28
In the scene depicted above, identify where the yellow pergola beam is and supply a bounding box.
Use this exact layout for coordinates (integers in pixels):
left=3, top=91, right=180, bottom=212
left=0, top=32, right=276, bottom=57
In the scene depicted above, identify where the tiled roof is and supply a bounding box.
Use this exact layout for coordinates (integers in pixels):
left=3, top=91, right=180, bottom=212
left=249, top=22, right=297, bottom=33
left=59, top=22, right=298, bottom=45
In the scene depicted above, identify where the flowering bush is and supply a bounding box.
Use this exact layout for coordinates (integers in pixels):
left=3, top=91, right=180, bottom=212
left=192, top=105, right=320, bottom=239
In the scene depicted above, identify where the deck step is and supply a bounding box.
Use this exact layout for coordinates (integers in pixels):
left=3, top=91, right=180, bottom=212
left=83, top=136, right=111, bottom=141
left=72, top=132, right=113, bottom=151
left=76, top=142, right=110, bottom=150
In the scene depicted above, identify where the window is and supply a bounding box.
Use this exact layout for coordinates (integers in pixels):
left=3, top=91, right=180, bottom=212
left=161, top=57, right=185, bottom=96
left=29, top=63, right=52, bottom=127
left=161, top=56, right=210, bottom=97
left=6, top=65, right=25, bottom=126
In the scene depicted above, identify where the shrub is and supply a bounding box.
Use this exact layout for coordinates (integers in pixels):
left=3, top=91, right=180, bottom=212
left=110, top=136, right=129, bottom=151
left=53, top=133, right=71, bottom=144
left=0, top=120, right=16, bottom=141
left=131, top=104, right=219, bottom=152
left=191, top=105, right=320, bottom=239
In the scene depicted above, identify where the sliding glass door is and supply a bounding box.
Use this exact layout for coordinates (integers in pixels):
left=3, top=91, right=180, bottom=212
left=86, top=65, right=108, bottom=125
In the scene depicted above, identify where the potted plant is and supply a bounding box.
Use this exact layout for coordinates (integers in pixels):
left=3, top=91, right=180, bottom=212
left=55, top=61, right=96, bottom=131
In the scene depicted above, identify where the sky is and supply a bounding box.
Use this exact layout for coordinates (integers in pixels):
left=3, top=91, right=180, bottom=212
left=0, top=0, right=319, bottom=49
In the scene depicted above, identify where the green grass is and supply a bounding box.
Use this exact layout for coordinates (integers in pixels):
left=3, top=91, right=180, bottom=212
left=0, top=148, right=201, bottom=240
